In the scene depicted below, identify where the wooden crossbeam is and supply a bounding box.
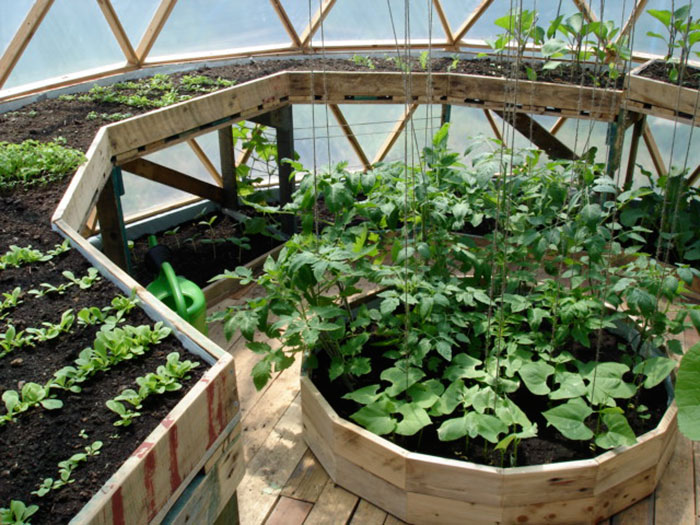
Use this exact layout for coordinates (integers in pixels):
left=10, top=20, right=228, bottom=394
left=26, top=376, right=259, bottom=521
left=483, top=109, right=504, bottom=144
left=453, top=0, right=493, bottom=43
left=122, top=157, right=225, bottom=203
left=495, top=110, right=578, bottom=160
left=269, top=0, right=302, bottom=48
left=642, top=122, right=667, bottom=176
left=617, top=0, right=649, bottom=45
left=549, top=117, right=567, bottom=136
left=0, top=0, right=54, bottom=89
left=96, top=0, right=138, bottom=64
left=300, top=0, right=337, bottom=47
left=329, top=104, right=371, bottom=171
left=432, top=0, right=454, bottom=46
left=218, top=127, right=238, bottom=210
left=187, top=138, right=223, bottom=186
left=688, top=165, right=700, bottom=186
left=572, top=0, right=598, bottom=23
left=135, top=0, right=177, bottom=64
left=373, top=103, right=419, bottom=165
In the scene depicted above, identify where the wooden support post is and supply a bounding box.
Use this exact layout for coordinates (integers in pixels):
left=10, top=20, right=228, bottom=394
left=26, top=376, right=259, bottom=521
left=642, top=122, right=667, bottom=177
left=96, top=0, right=138, bottom=64
left=495, top=110, right=578, bottom=160
left=432, top=0, right=454, bottom=47
left=549, top=117, right=567, bottom=136
left=218, top=127, right=239, bottom=210
left=624, top=115, right=646, bottom=190
left=453, top=0, right=494, bottom=43
left=483, top=109, right=504, bottom=144
left=329, top=104, right=371, bottom=171
left=275, top=106, right=296, bottom=235
left=96, top=167, right=130, bottom=272
left=440, top=104, right=451, bottom=127
left=606, top=111, right=627, bottom=179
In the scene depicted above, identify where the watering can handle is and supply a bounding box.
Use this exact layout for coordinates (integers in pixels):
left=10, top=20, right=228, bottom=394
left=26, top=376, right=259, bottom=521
left=160, top=261, right=189, bottom=321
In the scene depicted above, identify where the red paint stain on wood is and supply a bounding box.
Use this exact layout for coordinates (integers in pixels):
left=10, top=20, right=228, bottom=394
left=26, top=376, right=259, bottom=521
left=169, top=423, right=182, bottom=491
left=144, top=450, right=157, bottom=520
left=131, top=441, right=155, bottom=459
left=111, top=487, right=126, bottom=525
left=160, top=415, right=176, bottom=429
left=206, top=382, right=216, bottom=447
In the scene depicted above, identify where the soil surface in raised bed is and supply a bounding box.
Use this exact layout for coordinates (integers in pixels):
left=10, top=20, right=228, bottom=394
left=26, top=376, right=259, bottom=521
left=638, top=60, right=700, bottom=90
left=0, top=183, right=206, bottom=524
left=311, top=327, right=668, bottom=468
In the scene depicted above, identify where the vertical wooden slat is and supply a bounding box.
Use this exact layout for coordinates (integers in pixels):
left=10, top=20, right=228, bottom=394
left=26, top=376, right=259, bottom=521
left=218, top=127, right=238, bottom=210
left=300, top=0, right=337, bottom=47
left=135, top=0, right=178, bottom=63
left=624, top=115, right=645, bottom=189
left=269, top=0, right=302, bottom=48
left=187, top=138, right=223, bottom=186
left=0, top=0, right=54, bottom=89
left=329, top=104, right=371, bottom=171
left=275, top=105, right=296, bottom=235
left=373, top=103, right=419, bottom=165
left=96, top=0, right=138, bottom=64
left=96, top=167, right=130, bottom=272
left=431, top=0, right=454, bottom=46
left=654, top=434, right=695, bottom=524
left=452, top=0, right=493, bottom=44
left=642, top=122, right=667, bottom=177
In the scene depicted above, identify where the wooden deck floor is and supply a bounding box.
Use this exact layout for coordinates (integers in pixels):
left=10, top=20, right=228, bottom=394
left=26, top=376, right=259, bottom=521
left=207, top=288, right=700, bottom=525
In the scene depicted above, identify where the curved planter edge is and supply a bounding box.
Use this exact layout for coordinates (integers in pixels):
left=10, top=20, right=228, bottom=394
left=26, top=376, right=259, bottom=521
left=300, top=375, right=678, bottom=525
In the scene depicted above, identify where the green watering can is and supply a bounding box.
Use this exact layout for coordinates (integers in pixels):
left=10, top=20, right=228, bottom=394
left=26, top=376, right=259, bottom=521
left=145, top=235, right=208, bottom=335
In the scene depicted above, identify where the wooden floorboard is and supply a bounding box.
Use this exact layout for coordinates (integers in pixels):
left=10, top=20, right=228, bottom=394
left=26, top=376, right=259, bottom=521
left=216, top=285, right=697, bottom=525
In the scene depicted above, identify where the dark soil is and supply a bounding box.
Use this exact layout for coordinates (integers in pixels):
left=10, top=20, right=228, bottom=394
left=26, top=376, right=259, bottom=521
left=637, top=60, right=700, bottom=90
left=0, top=220, right=205, bottom=524
left=311, top=327, right=668, bottom=468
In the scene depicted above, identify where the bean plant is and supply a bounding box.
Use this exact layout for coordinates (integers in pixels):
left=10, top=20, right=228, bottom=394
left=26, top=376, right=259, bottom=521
left=215, top=126, right=694, bottom=466
left=647, top=4, right=700, bottom=84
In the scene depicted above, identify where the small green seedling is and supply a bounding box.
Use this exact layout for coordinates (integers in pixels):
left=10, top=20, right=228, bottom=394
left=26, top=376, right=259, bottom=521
left=0, top=500, right=39, bottom=525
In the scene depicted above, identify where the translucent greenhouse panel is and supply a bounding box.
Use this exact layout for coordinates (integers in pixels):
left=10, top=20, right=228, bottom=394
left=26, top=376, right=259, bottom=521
left=629, top=0, right=700, bottom=58
left=453, top=0, right=580, bottom=42
left=3, top=0, right=125, bottom=90
left=109, top=0, right=160, bottom=48
left=278, top=0, right=314, bottom=39
left=293, top=105, right=364, bottom=172
left=0, top=1, right=32, bottom=59
left=148, top=0, right=290, bottom=59
left=121, top=135, right=221, bottom=217
left=381, top=105, right=443, bottom=164
left=334, top=104, right=410, bottom=162
left=311, top=0, right=445, bottom=45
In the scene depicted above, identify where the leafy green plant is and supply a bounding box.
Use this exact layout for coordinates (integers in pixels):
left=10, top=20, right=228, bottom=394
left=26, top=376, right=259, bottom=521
left=647, top=4, right=700, bottom=84
left=1, top=382, right=63, bottom=425
left=215, top=126, right=691, bottom=466
left=28, top=267, right=100, bottom=297
left=164, top=226, right=181, bottom=248
left=0, top=240, right=69, bottom=271
left=0, top=139, right=85, bottom=190
left=0, top=325, right=33, bottom=358
left=32, top=441, right=102, bottom=497
left=483, top=9, right=544, bottom=72
left=0, top=287, right=22, bottom=320
left=25, top=309, right=75, bottom=343
left=107, top=352, right=199, bottom=426
left=351, top=55, right=375, bottom=70
left=198, top=215, right=219, bottom=257
left=0, top=500, right=39, bottom=525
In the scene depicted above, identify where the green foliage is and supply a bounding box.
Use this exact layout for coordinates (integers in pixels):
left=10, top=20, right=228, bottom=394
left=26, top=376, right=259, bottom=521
left=676, top=341, right=700, bottom=440
left=647, top=4, right=700, bottom=83
left=0, top=240, right=70, bottom=271
left=351, top=55, right=375, bottom=69
left=213, top=126, right=690, bottom=465
left=484, top=10, right=544, bottom=63
left=0, top=139, right=85, bottom=190
left=32, top=441, right=102, bottom=497
left=0, top=500, right=39, bottom=525
left=107, top=352, right=199, bottom=426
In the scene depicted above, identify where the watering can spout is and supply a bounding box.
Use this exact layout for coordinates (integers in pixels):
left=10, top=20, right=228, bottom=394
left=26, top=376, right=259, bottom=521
left=145, top=238, right=208, bottom=335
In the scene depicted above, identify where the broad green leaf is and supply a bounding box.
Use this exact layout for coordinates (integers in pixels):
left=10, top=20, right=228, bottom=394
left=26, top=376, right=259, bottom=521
left=432, top=380, right=473, bottom=416
left=329, top=357, right=344, bottom=381
left=580, top=362, right=635, bottom=405
left=474, top=412, right=509, bottom=443
left=40, top=399, right=63, bottom=410
left=550, top=371, right=587, bottom=400
left=381, top=366, right=425, bottom=397
left=380, top=297, right=400, bottom=315
left=343, top=384, right=381, bottom=405
left=437, top=411, right=478, bottom=441
left=395, top=403, right=431, bottom=436
left=443, top=353, right=483, bottom=382
left=407, top=381, right=443, bottom=409
left=676, top=342, right=700, bottom=440
left=518, top=361, right=554, bottom=395
left=435, top=340, right=452, bottom=361
left=349, top=357, right=371, bottom=376
left=350, top=399, right=397, bottom=435
left=251, top=359, right=271, bottom=391
left=595, top=410, right=637, bottom=449
left=247, top=341, right=272, bottom=354
left=543, top=398, right=594, bottom=441
left=633, top=357, right=676, bottom=389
